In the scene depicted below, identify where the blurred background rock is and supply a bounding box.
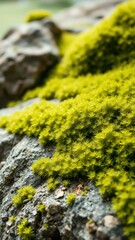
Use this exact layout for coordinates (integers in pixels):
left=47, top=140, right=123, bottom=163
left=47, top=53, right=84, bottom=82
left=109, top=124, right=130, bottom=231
left=0, top=0, right=108, bottom=37
left=0, top=0, right=125, bottom=37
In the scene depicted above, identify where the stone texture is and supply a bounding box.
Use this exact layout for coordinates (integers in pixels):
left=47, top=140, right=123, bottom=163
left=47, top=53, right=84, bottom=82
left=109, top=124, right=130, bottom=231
left=0, top=99, right=127, bottom=239
left=0, top=1, right=128, bottom=239
left=0, top=97, right=40, bottom=116
left=104, top=215, right=119, bottom=228
left=0, top=20, right=60, bottom=108
left=55, top=188, right=65, bottom=199
left=53, top=0, right=125, bottom=32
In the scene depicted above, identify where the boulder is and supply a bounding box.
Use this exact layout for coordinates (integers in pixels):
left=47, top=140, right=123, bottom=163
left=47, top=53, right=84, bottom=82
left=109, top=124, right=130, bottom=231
left=0, top=20, right=61, bottom=108
left=53, top=0, right=125, bottom=32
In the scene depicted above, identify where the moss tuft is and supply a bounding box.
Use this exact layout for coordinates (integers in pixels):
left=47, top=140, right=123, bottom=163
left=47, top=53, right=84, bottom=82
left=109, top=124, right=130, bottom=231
left=37, top=204, right=46, bottom=213
left=25, top=9, right=52, bottom=23
left=9, top=215, right=16, bottom=223
left=12, top=186, right=35, bottom=207
left=17, top=218, right=34, bottom=240
left=66, top=193, right=76, bottom=207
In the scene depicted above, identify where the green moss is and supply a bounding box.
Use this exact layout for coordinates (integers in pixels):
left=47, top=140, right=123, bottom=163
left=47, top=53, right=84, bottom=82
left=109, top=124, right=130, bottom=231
left=66, top=193, right=76, bottom=207
left=17, top=218, right=34, bottom=240
left=22, top=60, right=135, bottom=102
left=57, top=1, right=135, bottom=76
left=63, top=180, right=71, bottom=187
left=7, top=100, right=22, bottom=108
left=87, top=219, right=93, bottom=225
left=9, top=215, right=16, bottom=223
left=0, top=1, right=135, bottom=239
left=44, top=223, right=49, bottom=230
left=25, top=9, right=52, bottom=23
left=47, top=177, right=60, bottom=191
left=56, top=31, right=77, bottom=57
left=37, top=204, right=46, bottom=213
left=12, top=186, right=35, bottom=207
left=97, top=169, right=135, bottom=240
left=2, top=61, right=135, bottom=238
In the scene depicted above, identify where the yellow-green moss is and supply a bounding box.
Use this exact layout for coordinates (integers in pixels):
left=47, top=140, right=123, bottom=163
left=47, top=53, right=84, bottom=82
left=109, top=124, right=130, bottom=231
left=25, top=9, right=52, bottom=23
left=9, top=215, right=16, bottom=224
left=56, top=31, right=77, bottom=56
left=12, top=186, right=35, bottom=207
left=37, top=204, right=46, bottom=213
left=17, top=218, right=34, bottom=240
left=0, top=1, right=135, bottom=239
left=57, top=1, right=135, bottom=76
left=66, top=193, right=76, bottom=207
left=47, top=177, right=60, bottom=191
left=1, top=61, right=135, bottom=239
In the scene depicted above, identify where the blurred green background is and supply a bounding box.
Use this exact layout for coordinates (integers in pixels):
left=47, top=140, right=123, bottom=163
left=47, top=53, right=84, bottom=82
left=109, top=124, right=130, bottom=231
left=0, top=0, right=88, bottom=38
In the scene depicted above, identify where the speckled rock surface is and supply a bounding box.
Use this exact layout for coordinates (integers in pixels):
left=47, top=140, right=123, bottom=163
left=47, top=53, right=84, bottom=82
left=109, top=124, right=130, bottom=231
left=53, top=0, right=125, bottom=32
left=0, top=102, right=127, bottom=240
left=0, top=20, right=60, bottom=108
left=0, top=1, right=128, bottom=238
left=0, top=98, right=40, bottom=116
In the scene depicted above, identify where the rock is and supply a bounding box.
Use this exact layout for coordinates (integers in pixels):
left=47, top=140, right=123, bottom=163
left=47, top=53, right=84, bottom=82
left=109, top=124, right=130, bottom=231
left=55, top=188, right=64, bottom=199
left=75, top=184, right=84, bottom=195
left=0, top=128, right=20, bottom=162
left=0, top=20, right=60, bottom=108
left=104, top=215, right=119, bottom=228
left=47, top=201, right=62, bottom=215
left=53, top=0, right=124, bottom=32
left=96, top=227, right=109, bottom=240
left=0, top=161, right=6, bottom=168
left=0, top=98, right=40, bottom=116
left=86, top=222, right=97, bottom=233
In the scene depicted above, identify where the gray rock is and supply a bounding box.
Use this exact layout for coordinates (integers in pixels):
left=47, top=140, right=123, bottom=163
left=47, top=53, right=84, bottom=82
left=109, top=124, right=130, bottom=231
left=104, top=215, right=119, bottom=229
left=86, top=222, right=97, bottom=233
left=0, top=128, right=21, bottom=163
left=0, top=97, right=40, bottom=116
left=96, top=226, right=109, bottom=240
left=47, top=200, right=62, bottom=215
left=53, top=0, right=125, bottom=32
left=0, top=20, right=60, bottom=108
left=55, top=188, right=64, bottom=199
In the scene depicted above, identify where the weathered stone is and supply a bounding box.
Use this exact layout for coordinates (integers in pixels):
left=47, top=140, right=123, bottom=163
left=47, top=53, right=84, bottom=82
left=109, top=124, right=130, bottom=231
left=0, top=20, right=60, bottom=108
left=55, top=188, right=64, bottom=199
left=47, top=200, right=62, bottom=215
left=96, top=227, right=109, bottom=240
left=53, top=0, right=124, bottom=32
left=86, top=222, right=97, bottom=233
left=0, top=98, right=40, bottom=116
left=104, top=215, right=119, bottom=228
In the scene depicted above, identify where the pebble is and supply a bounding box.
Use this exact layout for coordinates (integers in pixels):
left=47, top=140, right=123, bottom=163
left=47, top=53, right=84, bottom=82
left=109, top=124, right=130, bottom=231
left=47, top=201, right=62, bottom=215
left=104, top=215, right=119, bottom=228
left=86, top=222, right=97, bottom=233
left=96, top=227, right=109, bottom=240
left=55, top=189, right=64, bottom=199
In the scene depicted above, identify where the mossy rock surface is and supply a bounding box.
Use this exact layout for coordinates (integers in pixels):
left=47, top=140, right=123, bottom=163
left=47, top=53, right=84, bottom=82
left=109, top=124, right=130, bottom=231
left=0, top=1, right=135, bottom=240
left=57, top=1, right=135, bottom=76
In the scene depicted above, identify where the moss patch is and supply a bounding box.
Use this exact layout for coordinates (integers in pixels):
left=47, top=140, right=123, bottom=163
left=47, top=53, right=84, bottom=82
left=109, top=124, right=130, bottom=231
left=57, top=1, right=135, bottom=76
left=12, top=186, right=35, bottom=207
left=0, top=1, right=135, bottom=239
left=17, top=218, right=34, bottom=240
left=25, top=9, right=52, bottom=22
